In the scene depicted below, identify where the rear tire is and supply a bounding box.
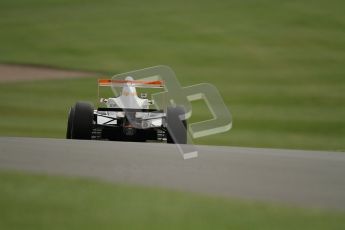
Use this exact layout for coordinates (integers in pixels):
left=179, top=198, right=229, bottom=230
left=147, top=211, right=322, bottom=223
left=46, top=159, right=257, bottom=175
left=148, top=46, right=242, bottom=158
left=66, top=107, right=75, bottom=139
left=167, top=106, right=187, bottom=144
left=71, top=102, right=94, bottom=140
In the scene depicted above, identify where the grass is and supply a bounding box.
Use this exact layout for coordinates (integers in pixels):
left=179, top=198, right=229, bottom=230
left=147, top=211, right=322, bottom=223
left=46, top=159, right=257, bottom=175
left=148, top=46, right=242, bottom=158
left=0, top=170, right=344, bottom=230
left=0, top=0, right=345, bottom=151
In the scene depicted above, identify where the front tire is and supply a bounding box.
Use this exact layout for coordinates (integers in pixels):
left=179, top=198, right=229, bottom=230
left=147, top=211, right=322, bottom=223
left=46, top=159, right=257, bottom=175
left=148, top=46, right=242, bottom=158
left=71, top=102, right=94, bottom=140
left=166, top=106, right=187, bottom=144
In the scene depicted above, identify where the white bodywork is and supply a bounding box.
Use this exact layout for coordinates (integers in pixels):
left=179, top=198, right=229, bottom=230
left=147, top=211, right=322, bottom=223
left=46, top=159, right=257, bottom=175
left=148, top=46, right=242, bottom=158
left=96, top=76, right=165, bottom=128
left=107, top=76, right=150, bottom=109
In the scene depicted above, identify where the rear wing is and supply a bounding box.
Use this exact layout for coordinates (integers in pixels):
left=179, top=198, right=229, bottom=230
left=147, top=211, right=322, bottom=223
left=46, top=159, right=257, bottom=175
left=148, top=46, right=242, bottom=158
left=98, top=79, right=164, bottom=88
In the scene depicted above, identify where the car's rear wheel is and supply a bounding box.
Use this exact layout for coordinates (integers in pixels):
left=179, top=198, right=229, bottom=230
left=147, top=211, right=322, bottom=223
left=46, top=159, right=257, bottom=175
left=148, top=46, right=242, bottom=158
left=71, top=102, right=94, bottom=139
left=167, top=106, right=187, bottom=144
left=66, top=106, right=75, bottom=139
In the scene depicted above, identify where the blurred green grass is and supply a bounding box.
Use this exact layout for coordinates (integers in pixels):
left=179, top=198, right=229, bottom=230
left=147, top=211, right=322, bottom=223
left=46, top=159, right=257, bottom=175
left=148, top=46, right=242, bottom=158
left=1, top=170, right=344, bottom=230
left=0, top=0, right=345, bottom=151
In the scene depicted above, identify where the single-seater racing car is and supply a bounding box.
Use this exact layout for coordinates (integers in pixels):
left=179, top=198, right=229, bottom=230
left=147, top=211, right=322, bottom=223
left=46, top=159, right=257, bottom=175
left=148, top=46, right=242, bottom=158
left=66, top=76, right=187, bottom=144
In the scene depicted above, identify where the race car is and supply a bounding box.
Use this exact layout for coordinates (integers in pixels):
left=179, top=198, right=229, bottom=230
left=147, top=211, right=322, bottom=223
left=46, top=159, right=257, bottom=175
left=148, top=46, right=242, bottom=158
left=66, top=76, right=187, bottom=144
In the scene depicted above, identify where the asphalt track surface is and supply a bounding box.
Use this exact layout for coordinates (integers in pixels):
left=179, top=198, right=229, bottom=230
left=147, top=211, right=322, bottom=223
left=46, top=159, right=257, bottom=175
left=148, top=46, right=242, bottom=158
left=0, top=137, right=344, bottom=211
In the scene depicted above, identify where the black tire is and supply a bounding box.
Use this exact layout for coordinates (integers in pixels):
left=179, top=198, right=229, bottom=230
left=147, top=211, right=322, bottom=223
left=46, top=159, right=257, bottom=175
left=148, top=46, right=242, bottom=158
left=166, top=106, right=187, bottom=144
left=66, top=106, right=75, bottom=139
left=71, top=102, right=94, bottom=140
